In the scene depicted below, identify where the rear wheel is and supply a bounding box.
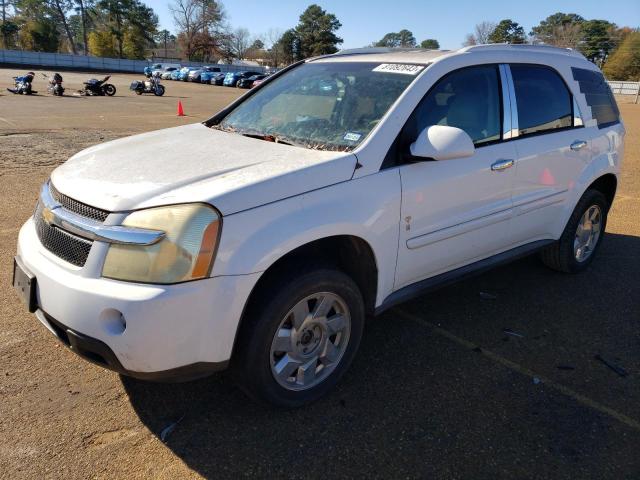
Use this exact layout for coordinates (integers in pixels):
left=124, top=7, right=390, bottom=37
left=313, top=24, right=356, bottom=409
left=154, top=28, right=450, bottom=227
left=540, top=189, right=608, bottom=273
left=232, top=267, right=365, bottom=408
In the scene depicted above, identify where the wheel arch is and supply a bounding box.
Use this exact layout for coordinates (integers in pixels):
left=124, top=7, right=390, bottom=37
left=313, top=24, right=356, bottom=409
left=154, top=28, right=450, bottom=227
left=587, top=173, right=617, bottom=209
left=229, top=235, right=379, bottom=360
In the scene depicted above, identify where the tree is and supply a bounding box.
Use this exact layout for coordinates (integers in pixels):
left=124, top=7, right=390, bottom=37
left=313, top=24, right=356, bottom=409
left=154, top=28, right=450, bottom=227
left=276, top=28, right=300, bottom=64
left=74, top=0, right=94, bottom=55
left=1, top=0, right=18, bottom=48
left=295, top=4, right=342, bottom=57
left=19, top=17, right=59, bottom=51
left=463, top=21, right=496, bottom=46
left=155, top=29, right=175, bottom=58
left=488, top=19, right=525, bottom=44
left=530, top=12, right=585, bottom=47
left=420, top=38, right=439, bottom=49
left=375, top=29, right=416, bottom=48
left=249, top=38, right=263, bottom=50
left=579, top=19, right=617, bottom=64
left=171, top=0, right=227, bottom=61
left=50, top=0, right=77, bottom=54
left=88, top=26, right=116, bottom=56
left=265, top=27, right=283, bottom=67
left=231, top=26, right=250, bottom=58
left=603, top=31, right=640, bottom=81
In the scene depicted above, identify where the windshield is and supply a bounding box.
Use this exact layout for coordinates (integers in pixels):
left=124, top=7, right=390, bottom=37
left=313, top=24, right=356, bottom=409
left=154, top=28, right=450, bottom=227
left=216, top=62, right=421, bottom=151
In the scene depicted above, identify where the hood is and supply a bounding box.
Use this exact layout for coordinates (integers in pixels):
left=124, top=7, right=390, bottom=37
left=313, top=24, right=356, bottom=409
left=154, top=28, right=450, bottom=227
left=51, top=123, right=357, bottom=215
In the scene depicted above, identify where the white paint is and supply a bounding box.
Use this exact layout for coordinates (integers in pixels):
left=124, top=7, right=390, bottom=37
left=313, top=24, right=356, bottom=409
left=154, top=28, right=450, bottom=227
left=17, top=44, right=625, bottom=376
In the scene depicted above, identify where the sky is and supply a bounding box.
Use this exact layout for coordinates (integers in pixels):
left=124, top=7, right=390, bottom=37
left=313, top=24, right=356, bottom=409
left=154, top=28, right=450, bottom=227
left=146, top=0, right=640, bottom=50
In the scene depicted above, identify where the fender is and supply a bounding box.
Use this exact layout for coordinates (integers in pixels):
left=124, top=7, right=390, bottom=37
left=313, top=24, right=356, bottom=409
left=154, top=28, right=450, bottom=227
left=212, top=169, right=402, bottom=306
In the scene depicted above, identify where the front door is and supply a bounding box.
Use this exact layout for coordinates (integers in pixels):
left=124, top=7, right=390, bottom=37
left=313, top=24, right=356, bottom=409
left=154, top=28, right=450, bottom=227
left=394, top=64, right=517, bottom=290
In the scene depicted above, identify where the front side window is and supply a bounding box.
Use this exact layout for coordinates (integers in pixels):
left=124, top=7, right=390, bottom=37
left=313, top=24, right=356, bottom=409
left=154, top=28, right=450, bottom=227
left=401, top=65, right=502, bottom=151
left=217, top=62, right=419, bottom=151
left=511, top=65, right=573, bottom=136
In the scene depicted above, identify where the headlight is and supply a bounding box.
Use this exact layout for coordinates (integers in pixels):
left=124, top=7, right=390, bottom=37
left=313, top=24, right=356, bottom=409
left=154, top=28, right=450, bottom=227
left=102, top=203, right=220, bottom=284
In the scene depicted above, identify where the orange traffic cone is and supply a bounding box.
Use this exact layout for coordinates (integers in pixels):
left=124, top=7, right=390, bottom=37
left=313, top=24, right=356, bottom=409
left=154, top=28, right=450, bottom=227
left=177, top=101, right=185, bottom=117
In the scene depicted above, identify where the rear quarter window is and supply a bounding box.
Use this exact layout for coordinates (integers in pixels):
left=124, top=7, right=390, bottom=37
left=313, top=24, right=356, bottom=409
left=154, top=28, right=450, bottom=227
left=510, top=64, right=573, bottom=137
left=571, top=67, right=621, bottom=129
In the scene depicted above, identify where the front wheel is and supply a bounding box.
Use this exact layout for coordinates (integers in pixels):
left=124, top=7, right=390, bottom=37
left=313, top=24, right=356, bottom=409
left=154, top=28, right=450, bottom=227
left=232, top=268, right=365, bottom=408
left=154, top=85, right=165, bottom=96
left=540, top=189, right=608, bottom=273
left=103, top=84, right=116, bottom=96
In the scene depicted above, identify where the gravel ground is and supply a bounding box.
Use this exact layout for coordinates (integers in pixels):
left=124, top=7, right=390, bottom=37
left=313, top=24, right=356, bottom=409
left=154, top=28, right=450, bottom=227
left=0, top=67, right=639, bottom=479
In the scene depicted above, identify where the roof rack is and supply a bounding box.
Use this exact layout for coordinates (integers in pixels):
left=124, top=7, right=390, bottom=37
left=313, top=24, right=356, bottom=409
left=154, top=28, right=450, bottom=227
left=459, top=43, right=585, bottom=59
left=331, top=47, right=429, bottom=57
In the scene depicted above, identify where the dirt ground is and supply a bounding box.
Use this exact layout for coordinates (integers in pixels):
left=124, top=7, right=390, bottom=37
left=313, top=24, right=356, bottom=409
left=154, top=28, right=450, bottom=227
left=0, top=67, right=639, bottom=479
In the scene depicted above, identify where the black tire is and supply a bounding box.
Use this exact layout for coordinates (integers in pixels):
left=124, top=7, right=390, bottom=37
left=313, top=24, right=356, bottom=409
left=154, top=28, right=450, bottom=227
left=104, top=84, right=116, bottom=96
left=540, top=189, right=608, bottom=273
left=232, top=267, right=365, bottom=408
left=154, top=85, right=165, bottom=96
left=134, top=90, right=142, bottom=95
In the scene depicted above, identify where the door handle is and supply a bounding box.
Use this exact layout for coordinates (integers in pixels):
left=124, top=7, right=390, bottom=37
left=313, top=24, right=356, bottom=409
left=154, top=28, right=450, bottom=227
left=570, top=140, right=587, bottom=151
left=491, top=159, right=514, bottom=171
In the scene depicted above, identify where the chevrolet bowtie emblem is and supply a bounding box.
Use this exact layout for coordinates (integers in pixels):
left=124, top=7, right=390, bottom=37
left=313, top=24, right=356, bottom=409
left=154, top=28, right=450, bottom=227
left=42, top=206, right=57, bottom=225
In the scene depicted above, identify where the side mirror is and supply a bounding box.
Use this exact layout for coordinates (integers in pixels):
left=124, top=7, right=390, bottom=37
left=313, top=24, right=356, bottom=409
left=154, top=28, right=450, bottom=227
left=410, top=125, right=475, bottom=161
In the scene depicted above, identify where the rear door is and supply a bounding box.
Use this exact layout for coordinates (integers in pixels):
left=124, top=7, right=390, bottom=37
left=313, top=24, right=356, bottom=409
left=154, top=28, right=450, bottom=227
left=507, top=64, right=591, bottom=244
left=395, top=64, right=518, bottom=289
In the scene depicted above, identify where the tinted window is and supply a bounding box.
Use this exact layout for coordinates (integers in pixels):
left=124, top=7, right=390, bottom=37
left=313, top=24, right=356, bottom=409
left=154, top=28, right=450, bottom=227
left=572, top=67, right=620, bottom=128
left=511, top=65, right=572, bottom=136
left=402, top=65, right=502, bottom=150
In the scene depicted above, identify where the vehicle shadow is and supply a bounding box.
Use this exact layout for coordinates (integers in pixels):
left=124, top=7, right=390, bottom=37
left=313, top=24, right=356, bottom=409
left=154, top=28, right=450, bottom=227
left=122, top=232, right=640, bottom=478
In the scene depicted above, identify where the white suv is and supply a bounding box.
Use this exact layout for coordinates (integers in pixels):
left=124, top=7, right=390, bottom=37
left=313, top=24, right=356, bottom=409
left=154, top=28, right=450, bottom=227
left=14, top=45, right=625, bottom=407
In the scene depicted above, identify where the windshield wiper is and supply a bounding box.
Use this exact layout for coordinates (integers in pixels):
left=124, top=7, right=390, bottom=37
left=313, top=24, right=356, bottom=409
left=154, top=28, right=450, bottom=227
left=241, top=133, right=295, bottom=146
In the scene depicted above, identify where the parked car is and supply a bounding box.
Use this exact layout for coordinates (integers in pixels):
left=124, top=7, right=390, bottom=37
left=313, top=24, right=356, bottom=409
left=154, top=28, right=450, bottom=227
left=160, top=67, right=179, bottom=80
left=150, top=63, right=180, bottom=75
left=209, top=72, right=227, bottom=86
left=251, top=77, right=268, bottom=88
left=237, top=74, right=268, bottom=89
left=14, top=45, right=624, bottom=408
left=170, top=69, right=183, bottom=81
left=223, top=70, right=262, bottom=87
left=177, top=67, right=197, bottom=81
left=189, top=66, right=221, bottom=83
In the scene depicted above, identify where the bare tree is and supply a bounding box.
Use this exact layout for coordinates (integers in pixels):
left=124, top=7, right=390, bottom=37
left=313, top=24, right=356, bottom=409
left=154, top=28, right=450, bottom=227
left=231, top=27, right=250, bottom=59
left=463, top=21, right=496, bottom=46
left=170, top=0, right=227, bottom=60
left=265, top=28, right=283, bottom=67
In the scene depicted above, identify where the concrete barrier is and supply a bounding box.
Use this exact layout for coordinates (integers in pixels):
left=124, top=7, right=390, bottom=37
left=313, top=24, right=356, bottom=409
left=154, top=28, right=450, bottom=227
left=0, top=49, right=267, bottom=74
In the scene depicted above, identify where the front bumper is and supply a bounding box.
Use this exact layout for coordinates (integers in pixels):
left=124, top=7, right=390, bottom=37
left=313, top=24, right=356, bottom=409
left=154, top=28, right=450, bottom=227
left=17, top=218, right=261, bottom=378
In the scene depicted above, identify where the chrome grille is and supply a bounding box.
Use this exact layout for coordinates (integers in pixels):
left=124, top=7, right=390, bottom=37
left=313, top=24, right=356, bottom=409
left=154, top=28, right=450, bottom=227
left=34, top=201, right=93, bottom=267
left=49, top=183, right=109, bottom=222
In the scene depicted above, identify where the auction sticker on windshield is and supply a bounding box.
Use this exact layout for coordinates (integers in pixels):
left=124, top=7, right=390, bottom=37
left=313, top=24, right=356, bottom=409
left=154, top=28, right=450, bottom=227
left=372, top=64, right=425, bottom=75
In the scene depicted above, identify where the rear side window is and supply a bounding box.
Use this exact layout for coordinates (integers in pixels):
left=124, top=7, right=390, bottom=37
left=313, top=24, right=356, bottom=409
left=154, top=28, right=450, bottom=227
left=572, top=67, right=620, bottom=129
left=510, top=65, right=573, bottom=137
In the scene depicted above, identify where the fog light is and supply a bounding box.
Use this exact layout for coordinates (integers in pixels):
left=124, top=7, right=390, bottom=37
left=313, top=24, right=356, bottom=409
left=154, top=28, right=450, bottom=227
left=100, top=308, right=126, bottom=335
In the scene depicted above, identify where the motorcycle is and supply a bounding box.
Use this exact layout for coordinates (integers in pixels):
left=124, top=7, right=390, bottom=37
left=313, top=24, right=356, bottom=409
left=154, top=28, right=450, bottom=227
left=83, top=75, right=116, bottom=96
left=7, top=72, right=36, bottom=95
left=45, top=72, right=65, bottom=96
left=130, top=72, right=165, bottom=96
